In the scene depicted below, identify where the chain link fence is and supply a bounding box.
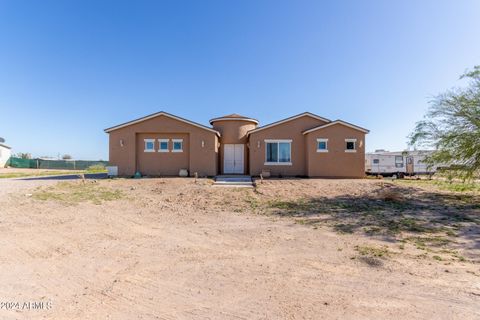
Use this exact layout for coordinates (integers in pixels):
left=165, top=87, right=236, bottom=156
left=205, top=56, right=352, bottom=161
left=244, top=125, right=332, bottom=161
left=8, top=157, right=108, bottom=170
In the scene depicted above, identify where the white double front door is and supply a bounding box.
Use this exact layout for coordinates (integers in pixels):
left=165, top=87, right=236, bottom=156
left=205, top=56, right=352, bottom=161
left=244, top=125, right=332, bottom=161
left=223, top=144, right=244, bottom=174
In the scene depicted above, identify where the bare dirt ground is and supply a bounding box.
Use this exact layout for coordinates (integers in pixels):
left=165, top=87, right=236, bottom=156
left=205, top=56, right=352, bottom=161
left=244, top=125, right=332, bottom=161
left=0, top=177, right=478, bottom=319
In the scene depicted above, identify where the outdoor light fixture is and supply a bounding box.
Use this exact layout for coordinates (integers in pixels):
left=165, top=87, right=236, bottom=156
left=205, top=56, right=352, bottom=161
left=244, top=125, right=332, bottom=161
left=257, top=141, right=260, bottom=148
left=201, top=140, right=205, bottom=148
left=120, top=139, right=124, bottom=147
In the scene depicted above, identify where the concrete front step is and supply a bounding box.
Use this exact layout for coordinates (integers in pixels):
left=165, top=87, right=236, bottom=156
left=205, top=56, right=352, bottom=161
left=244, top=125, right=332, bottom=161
left=213, top=175, right=254, bottom=187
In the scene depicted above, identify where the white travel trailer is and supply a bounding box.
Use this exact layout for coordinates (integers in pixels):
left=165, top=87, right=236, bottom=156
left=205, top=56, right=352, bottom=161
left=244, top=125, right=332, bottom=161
left=365, top=150, right=439, bottom=178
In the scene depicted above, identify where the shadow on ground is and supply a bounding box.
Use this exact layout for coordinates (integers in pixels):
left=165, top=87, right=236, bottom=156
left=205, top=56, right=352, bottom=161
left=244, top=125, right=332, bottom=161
left=266, top=184, right=480, bottom=252
left=19, top=173, right=108, bottom=181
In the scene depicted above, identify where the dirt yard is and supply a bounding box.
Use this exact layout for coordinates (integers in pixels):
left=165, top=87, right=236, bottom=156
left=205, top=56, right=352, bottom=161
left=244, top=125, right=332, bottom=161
left=0, top=177, right=478, bottom=319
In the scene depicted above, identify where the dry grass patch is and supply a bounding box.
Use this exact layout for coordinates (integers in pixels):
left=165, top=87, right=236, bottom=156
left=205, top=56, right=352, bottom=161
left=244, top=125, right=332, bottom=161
left=354, top=245, right=392, bottom=267
left=256, top=180, right=480, bottom=263
left=33, top=181, right=124, bottom=205
left=355, top=245, right=392, bottom=258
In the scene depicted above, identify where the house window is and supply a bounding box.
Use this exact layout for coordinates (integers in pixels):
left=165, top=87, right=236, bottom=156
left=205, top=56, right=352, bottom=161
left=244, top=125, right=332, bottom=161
left=144, top=139, right=155, bottom=152
left=158, top=139, right=169, bottom=152
left=373, top=159, right=380, bottom=164
left=172, top=139, right=183, bottom=152
left=316, top=139, right=328, bottom=152
left=265, top=140, right=292, bottom=165
left=395, top=156, right=404, bottom=168
left=345, top=139, right=357, bottom=152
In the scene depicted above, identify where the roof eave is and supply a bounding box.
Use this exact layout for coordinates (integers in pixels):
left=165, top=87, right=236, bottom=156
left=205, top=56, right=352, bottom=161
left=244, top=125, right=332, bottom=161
left=246, top=112, right=331, bottom=136
left=209, top=117, right=259, bottom=125
left=104, top=111, right=221, bottom=137
left=302, top=120, right=369, bottom=135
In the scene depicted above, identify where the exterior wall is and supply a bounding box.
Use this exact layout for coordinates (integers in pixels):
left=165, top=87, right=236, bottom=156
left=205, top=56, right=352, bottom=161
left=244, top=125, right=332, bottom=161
left=108, top=115, right=218, bottom=176
left=305, top=125, right=366, bottom=178
left=248, top=116, right=328, bottom=176
left=0, top=146, right=12, bottom=167
left=212, top=120, right=257, bottom=174
left=136, top=133, right=189, bottom=176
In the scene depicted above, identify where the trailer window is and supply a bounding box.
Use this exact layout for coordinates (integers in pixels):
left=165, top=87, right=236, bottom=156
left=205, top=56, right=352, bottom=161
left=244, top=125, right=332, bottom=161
left=373, top=159, right=379, bottom=164
left=395, top=156, right=404, bottom=168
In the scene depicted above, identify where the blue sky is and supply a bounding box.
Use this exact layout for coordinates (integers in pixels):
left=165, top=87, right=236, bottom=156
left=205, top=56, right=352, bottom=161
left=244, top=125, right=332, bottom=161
left=0, top=0, right=479, bottom=160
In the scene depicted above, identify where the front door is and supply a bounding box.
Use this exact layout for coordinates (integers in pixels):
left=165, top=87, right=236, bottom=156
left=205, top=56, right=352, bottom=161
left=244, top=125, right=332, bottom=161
left=406, top=156, right=414, bottom=175
left=224, top=144, right=244, bottom=174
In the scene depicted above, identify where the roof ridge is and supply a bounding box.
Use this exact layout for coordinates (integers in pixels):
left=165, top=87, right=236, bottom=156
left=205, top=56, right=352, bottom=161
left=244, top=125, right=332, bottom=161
left=246, top=112, right=331, bottom=136
left=104, top=111, right=221, bottom=136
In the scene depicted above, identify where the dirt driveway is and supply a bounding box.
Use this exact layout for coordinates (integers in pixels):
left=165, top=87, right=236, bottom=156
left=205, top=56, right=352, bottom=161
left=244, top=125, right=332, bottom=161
left=0, top=178, right=478, bottom=319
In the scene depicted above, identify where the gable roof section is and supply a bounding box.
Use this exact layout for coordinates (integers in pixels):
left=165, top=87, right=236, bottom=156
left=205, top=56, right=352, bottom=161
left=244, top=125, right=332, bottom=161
left=246, top=112, right=331, bottom=136
left=209, top=114, right=259, bottom=124
left=0, top=143, right=11, bottom=149
left=104, top=111, right=221, bottom=136
left=302, top=120, right=369, bottom=135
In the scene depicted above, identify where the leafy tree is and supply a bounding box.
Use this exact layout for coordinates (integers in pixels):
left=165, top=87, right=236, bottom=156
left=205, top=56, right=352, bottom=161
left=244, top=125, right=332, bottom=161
left=16, top=152, right=32, bottom=159
left=409, top=66, right=480, bottom=180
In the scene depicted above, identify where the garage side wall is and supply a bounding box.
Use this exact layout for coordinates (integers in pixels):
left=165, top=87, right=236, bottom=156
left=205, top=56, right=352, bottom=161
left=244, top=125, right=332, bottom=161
left=305, top=125, right=366, bottom=178
left=108, top=116, right=218, bottom=177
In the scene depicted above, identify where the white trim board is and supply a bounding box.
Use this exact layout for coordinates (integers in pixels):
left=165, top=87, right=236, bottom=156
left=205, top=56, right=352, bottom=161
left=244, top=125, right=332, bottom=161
left=302, top=120, right=369, bottom=135
left=247, top=112, right=331, bottom=136
left=104, top=111, right=221, bottom=136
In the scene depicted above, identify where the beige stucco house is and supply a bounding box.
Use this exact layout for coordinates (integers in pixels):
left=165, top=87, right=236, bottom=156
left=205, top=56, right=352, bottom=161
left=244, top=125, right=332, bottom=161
left=105, top=111, right=369, bottom=178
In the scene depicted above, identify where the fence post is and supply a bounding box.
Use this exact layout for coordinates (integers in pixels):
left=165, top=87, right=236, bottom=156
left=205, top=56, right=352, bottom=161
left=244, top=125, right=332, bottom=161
left=36, top=159, right=39, bottom=169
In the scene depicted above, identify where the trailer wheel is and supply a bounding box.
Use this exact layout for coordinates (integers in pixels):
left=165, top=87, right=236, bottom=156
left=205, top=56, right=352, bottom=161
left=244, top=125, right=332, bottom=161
left=398, top=172, right=405, bottom=179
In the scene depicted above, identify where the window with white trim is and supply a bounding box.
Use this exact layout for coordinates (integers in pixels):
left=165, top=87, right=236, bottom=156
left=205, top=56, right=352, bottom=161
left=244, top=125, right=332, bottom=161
left=158, top=139, right=169, bottom=152
left=144, top=139, right=155, bottom=152
left=395, top=156, right=404, bottom=168
left=345, top=139, right=357, bottom=152
left=316, top=138, right=328, bottom=152
left=265, top=140, right=291, bottom=165
left=172, top=139, right=183, bottom=152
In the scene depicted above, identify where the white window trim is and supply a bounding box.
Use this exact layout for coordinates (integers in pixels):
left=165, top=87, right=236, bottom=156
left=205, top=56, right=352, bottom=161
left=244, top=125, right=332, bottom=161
left=316, top=138, right=328, bottom=153
left=158, top=139, right=169, bottom=152
left=144, top=139, right=155, bottom=152
left=345, top=138, right=357, bottom=153
left=264, top=162, right=293, bottom=166
left=264, top=139, right=292, bottom=143
left=172, top=139, right=183, bottom=152
left=264, top=139, right=292, bottom=165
